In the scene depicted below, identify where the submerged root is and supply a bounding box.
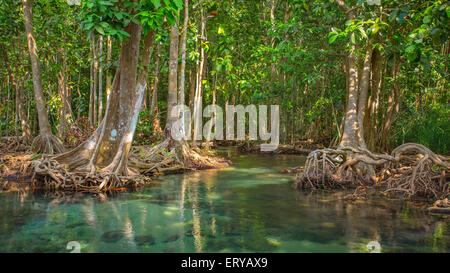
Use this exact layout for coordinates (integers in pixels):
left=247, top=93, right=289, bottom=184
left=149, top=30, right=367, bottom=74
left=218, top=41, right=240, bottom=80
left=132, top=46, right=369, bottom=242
left=32, top=157, right=151, bottom=192
left=294, top=143, right=449, bottom=201
left=32, top=134, right=66, bottom=154
left=129, top=139, right=231, bottom=175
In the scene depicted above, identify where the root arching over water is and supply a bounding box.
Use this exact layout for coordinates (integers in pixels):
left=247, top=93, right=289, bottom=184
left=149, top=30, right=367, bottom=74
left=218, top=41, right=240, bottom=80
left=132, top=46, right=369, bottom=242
left=294, top=143, right=449, bottom=201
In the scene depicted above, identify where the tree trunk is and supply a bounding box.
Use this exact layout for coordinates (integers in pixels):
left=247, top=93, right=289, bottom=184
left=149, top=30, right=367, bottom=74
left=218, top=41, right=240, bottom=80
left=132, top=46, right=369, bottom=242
left=92, top=36, right=98, bottom=126
left=365, top=46, right=382, bottom=151
left=193, top=9, right=206, bottom=146
left=177, top=0, right=189, bottom=138
left=141, top=29, right=155, bottom=109
left=151, top=42, right=162, bottom=137
left=269, top=0, right=276, bottom=87
left=380, top=53, right=401, bottom=152
left=166, top=24, right=180, bottom=138
left=22, top=0, right=64, bottom=154
left=98, top=35, right=103, bottom=122
left=357, top=41, right=373, bottom=150
left=336, top=0, right=375, bottom=179
left=338, top=42, right=359, bottom=149
left=106, top=35, right=112, bottom=107
left=57, top=62, right=66, bottom=139
left=53, top=22, right=144, bottom=176
left=188, top=68, right=196, bottom=115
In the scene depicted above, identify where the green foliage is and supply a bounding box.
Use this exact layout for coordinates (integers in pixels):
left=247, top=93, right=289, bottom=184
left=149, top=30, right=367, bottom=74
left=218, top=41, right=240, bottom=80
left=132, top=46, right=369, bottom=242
left=135, top=108, right=157, bottom=144
left=396, top=103, right=450, bottom=155
left=0, top=0, right=448, bottom=156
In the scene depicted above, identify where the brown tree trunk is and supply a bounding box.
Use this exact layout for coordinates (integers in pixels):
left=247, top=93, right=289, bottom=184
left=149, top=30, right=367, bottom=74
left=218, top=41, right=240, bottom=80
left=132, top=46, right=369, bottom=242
left=365, top=47, right=382, bottom=151
left=380, top=53, right=402, bottom=152
left=151, top=42, right=162, bottom=137
left=177, top=0, right=189, bottom=139
left=188, top=68, right=195, bottom=114
left=336, top=0, right=375, bottom=179
left=53, top=22, right=144, bottom=176
left=89, top=39, right=94, bottom=127
left=338, top=42, right=359, bottom=149
left=106, top=35, right=112, bottom=107
left=98, top=35, right=103, bottom=122
left=166, top=24, right=180, bottom=138
left=22, top=0, right=64, bottom=154
left=93, top=36, right=98, bottom=126
left=57, top=63, right=66, bottom=139
left=141, top=29, right=155, bottom=109
left=357, top=41, right=373, bottom=150
left=269, top=0, right=276, bottom=87
left=193, top=9, right=207, bottom=146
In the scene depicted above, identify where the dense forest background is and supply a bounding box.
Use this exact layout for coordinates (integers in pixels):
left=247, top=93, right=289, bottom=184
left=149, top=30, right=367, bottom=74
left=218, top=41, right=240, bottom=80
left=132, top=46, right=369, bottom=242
left=0, top=0, right=448, bottom=154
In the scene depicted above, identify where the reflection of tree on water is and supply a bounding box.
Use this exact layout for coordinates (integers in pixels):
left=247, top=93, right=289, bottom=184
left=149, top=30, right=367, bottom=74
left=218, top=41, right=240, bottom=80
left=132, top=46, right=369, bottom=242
left=0, top=172, right=448, bottom=252
left=178, top=174, right=187, bottom=252
left=293, top=191, right=449, bottom=252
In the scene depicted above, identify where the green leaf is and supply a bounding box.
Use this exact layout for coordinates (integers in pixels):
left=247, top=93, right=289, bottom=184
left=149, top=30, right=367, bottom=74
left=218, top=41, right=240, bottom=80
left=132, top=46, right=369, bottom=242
left=389, top=9, right=398, bottom=22
left=173, top=0, right=183, bottom=10
left=152, top=0, right=161, bottom=9
left=95, top=25, right=105, bottom=35
left=114, top=12, right=123, bottom=20
left=328, top=34, right=338, bottom=44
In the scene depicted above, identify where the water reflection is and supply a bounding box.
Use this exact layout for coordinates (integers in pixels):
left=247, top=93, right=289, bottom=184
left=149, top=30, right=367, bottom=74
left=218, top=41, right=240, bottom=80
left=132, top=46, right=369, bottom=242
left=0, top=151, right=448, bottom=253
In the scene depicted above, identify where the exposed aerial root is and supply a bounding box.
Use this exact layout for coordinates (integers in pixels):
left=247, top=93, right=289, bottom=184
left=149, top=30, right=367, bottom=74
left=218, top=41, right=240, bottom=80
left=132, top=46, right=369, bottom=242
left=129, top=139, right=231, bottom=175
left=379, top=143, right=449, bottom=200
left=294, top=148, right=379, bottom=189
left=31, top=133, right=66, bottom=154
left=294, top=143, right=449, bottom=201
left=32, top=157, right=151, bottom=192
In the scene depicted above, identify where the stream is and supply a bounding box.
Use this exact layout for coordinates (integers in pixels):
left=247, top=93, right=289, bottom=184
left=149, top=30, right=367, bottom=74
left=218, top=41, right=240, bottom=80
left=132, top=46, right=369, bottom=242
left=0, top=147, right=448, bottom=253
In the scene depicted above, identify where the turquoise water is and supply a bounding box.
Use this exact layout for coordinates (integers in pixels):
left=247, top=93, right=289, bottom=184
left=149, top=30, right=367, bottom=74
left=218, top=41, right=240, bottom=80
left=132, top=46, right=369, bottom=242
left=0, top=148, right=449, bottom=253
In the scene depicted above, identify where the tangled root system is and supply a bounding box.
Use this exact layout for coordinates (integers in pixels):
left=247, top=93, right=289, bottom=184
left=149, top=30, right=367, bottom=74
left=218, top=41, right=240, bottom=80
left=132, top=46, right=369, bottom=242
left=0, top=151, right=34, bottom=178
left=294, top=143, right=449, bottom=201
left=0, top=136, right=30, bottom=152
left=129, top=139, right=231, bottom=175
left=32, top=134, right=66, bottom=154
left=380, top=144, right=449, bottom=200
left=32, top=157, right=151, bottom=192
